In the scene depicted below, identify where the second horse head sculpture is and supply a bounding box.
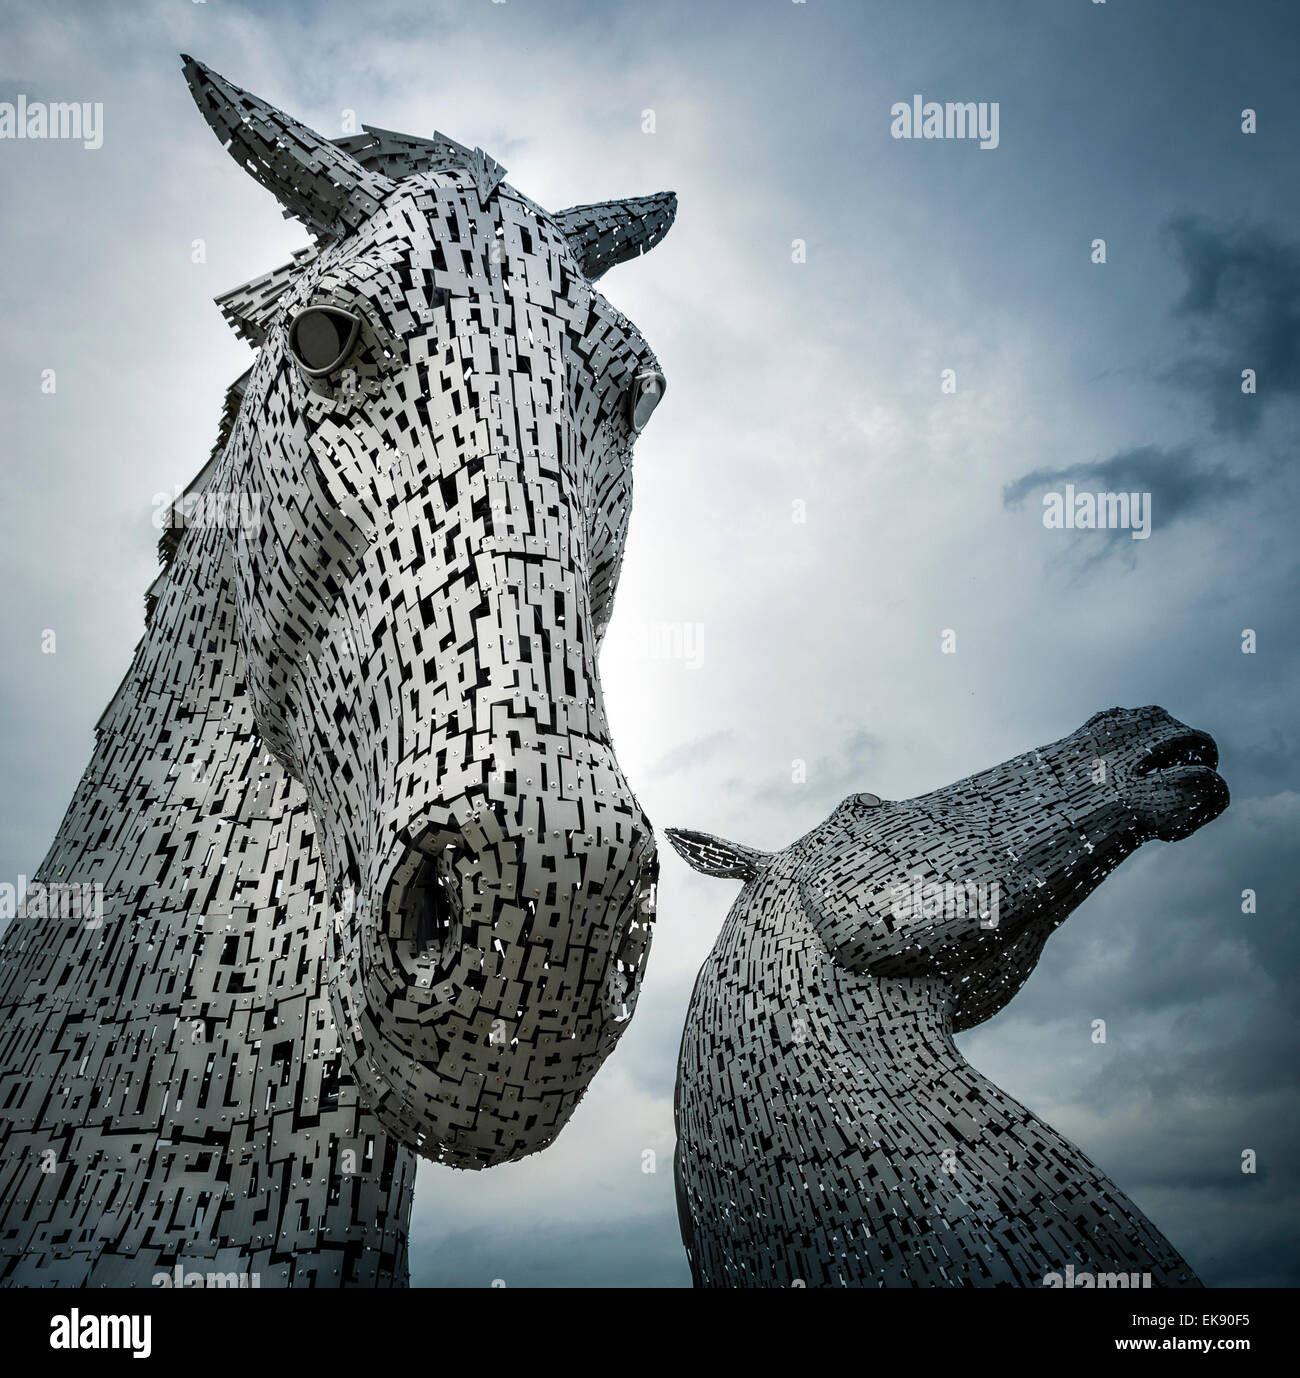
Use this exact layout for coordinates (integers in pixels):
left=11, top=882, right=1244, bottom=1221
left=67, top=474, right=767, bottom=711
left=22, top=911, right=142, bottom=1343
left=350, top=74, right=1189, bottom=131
left=668, top=706, right=1229, bottom=1287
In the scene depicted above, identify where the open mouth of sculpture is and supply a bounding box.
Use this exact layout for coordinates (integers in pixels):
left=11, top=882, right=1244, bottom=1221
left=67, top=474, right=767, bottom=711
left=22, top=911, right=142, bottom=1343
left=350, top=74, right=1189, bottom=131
left=1132, top=729, right=1219, bottom=779
left=1125, top=727, right=1228, bottom=839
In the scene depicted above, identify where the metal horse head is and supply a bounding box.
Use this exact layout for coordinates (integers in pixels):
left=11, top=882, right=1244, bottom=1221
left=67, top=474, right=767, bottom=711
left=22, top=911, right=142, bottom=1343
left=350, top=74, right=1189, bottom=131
left=673, top=706, right=1230, bottom=1030
left=668, top=707, right=1229, bottom=1285
left=184, top=58, right=675, bottom=1166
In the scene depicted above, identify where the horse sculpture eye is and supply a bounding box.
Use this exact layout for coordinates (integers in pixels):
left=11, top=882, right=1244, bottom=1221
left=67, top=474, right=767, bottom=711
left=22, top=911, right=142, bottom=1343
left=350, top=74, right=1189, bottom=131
left=288, top=305, right=362, bottom=376
left=628, top=368, right=666, bottom=432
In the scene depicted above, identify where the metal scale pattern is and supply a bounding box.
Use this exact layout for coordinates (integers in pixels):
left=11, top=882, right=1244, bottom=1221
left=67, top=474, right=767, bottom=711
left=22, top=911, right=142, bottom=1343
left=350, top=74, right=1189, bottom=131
left=669, top=708, right=1229, bottom=1287
left=0, top=56, right=675, bottom=1285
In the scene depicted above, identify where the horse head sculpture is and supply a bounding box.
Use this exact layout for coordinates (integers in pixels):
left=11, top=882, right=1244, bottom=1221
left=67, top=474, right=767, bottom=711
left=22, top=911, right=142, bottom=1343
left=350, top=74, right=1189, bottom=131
left=0, top=61, right=677, bottom=1286
left=184, top=58, right=673, bottom=1166
left=668, top=707, right=1228, bottom=1286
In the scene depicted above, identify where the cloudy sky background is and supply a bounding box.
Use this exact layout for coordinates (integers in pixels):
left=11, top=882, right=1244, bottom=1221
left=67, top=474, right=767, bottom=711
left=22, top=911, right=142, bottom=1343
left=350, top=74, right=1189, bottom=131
left=1, top=0, right=1297, bottom=1286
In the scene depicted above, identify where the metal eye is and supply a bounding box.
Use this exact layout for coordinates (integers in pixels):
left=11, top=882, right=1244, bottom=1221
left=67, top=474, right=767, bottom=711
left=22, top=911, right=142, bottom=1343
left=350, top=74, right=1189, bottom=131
left=288, top=305, right=362, bottom=376
left=627, top=367, right=666, bottom=432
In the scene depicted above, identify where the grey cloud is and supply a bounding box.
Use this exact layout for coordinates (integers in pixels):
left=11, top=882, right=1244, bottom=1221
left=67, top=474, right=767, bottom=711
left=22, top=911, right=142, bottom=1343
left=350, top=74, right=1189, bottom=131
left=1001, top=216, right=1299, bottom=542
left=755, top=727, right=883, bottom=810
left=1218, top=727, right=1300, bottom=799
left=1162, top=215, right=1300, bottom=435
left=647, top=729, right=734, bottom=780
left=1001, top=443, right=1248, bottom=530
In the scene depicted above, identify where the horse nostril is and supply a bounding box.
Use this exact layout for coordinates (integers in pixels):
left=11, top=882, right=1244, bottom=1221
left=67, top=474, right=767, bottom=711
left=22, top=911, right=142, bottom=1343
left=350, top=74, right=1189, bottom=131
left=414, top=858, right=457, bottom=953
left=392, top=844, right=467, bottom=976
left=604, top=868, right=655, bottom=1023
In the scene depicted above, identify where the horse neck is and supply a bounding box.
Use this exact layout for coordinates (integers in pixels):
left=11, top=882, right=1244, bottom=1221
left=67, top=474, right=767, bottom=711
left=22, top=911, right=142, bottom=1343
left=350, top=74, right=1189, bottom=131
left=680, top=887, right=1196, bottom=1286
left=706, top=888, right=969, bottom=1087
left=0, top=521, right=247, bottom=992
left=0, top=521, right=414, bottom=1286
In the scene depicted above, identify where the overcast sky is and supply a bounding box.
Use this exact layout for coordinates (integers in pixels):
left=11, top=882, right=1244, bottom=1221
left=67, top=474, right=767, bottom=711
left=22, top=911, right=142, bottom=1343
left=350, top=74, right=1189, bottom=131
left=1, top=0, right=1297, bottom=1287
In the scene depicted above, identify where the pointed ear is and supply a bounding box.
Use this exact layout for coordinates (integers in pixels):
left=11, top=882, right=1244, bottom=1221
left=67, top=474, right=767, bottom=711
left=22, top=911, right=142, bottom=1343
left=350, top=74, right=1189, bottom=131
left=665, top=828, right=771, bottom=881
left=182, top=55, right=395, bottom=240
left=553, top=192, right=677, bottom=281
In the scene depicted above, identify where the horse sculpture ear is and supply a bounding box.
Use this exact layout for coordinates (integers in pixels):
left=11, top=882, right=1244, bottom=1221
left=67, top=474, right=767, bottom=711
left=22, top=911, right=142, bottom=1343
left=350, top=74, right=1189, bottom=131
left=665, top=828, right=770, bottom=881
left=181, top=55, right=396, bottom=241
left=553, top=192, right=678, bottom=282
